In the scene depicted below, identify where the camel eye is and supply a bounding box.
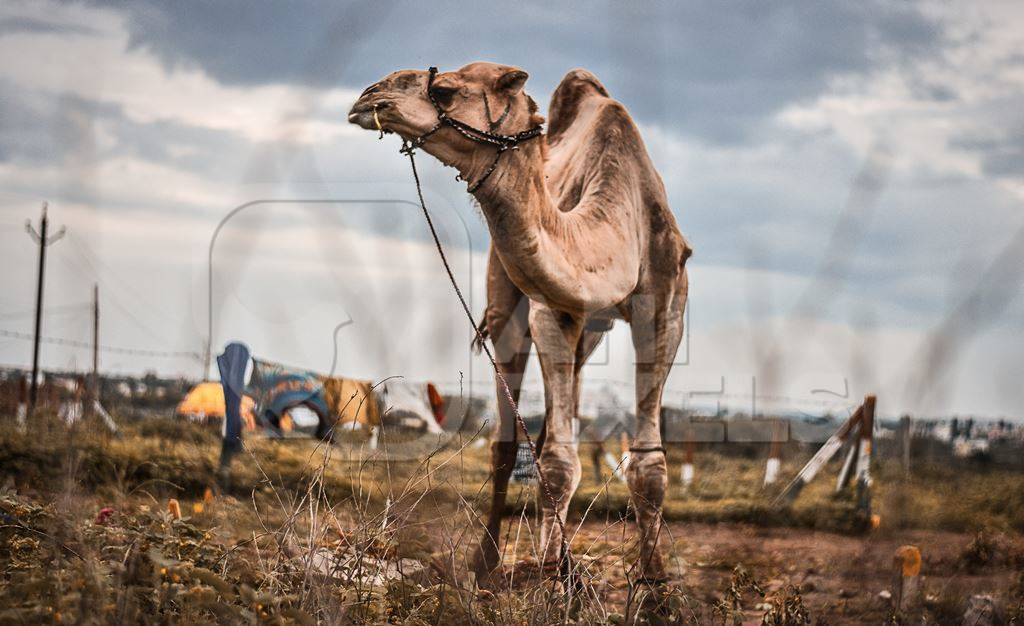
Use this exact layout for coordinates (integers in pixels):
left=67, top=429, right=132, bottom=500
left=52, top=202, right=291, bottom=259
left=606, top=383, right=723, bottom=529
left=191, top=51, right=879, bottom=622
left=429, top=85, right=458, bottom=107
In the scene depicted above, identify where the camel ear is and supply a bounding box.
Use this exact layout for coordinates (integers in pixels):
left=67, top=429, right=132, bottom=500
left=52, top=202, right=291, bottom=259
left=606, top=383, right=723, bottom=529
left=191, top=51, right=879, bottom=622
left=430, top=74, right=462, bottom=106
left=495, top=68, right=529, bottom=94
left=432, top=74, right=461, bottom=91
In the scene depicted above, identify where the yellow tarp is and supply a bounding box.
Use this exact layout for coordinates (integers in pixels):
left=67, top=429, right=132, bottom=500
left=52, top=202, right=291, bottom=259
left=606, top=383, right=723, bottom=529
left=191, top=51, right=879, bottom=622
left=176, top=382, right=256, bottom=430
left=322, top=378, right=379, bottom=427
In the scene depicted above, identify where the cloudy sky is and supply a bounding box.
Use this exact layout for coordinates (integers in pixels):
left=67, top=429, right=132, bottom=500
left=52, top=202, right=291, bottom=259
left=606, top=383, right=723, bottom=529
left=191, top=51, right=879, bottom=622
left=1, top=0, right=1022, bottom=419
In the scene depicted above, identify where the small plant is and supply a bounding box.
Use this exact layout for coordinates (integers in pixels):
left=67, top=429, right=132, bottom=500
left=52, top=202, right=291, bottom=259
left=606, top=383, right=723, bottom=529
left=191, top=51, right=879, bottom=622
left=1008, top=570, right=1024, bottom=625
left=760, top=585, right=810, bottom=626
left=958, top=530, right=1001, bottom=573
left=713, top=565, right=764, bottom=625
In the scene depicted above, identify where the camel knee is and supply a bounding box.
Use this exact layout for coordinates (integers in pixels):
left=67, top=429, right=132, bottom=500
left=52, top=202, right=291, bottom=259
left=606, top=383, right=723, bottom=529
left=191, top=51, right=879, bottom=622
left=626, top=451, right=667, bottom=511
left=539, top=442, right=582, bottom=513
left=489, top=315, right=530, bottom=363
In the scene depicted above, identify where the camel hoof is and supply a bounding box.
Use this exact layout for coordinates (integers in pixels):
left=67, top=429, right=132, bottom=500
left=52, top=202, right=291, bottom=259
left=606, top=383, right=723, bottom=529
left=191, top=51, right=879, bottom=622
left=469, top=545, right=504, bottom=590
left=628, top=578, right=674, bottom=621
left=476, top=588, right=496, bottom=602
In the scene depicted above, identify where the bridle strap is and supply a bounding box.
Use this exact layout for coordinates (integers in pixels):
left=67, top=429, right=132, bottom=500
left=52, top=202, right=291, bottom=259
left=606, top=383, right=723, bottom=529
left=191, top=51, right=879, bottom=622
left=400, top=66, right=543, bottom=193
left=482, top=92, right=512, bottom=133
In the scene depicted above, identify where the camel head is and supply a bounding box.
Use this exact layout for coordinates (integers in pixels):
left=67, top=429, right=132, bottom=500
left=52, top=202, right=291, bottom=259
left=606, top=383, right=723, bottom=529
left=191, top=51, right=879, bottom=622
left=348, top=62, right=542, bottom=173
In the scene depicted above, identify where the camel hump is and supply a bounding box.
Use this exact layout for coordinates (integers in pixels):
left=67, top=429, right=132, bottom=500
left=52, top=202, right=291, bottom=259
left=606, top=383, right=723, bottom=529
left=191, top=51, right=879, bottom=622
left=547, top=68, right=611, bottom=142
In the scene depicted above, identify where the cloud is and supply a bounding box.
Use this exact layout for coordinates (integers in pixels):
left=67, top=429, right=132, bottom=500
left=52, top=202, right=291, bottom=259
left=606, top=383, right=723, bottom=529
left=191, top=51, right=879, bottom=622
left=0, top=15, right=99, bottom=37
left=85, top=0, right=946, bottom=144
left=1, top=0, right=1023, bottom=417
left=953, top=125, right=1024, bottom=179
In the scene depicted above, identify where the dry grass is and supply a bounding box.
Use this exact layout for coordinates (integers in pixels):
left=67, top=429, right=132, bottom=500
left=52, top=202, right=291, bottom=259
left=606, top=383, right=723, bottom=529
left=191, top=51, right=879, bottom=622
left=1, top=413, right=1023, bottom=624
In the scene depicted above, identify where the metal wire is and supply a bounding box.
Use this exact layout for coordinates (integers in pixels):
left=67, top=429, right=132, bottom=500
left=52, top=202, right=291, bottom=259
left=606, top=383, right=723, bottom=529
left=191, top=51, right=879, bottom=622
left=0, top=328, right=201, bottom=359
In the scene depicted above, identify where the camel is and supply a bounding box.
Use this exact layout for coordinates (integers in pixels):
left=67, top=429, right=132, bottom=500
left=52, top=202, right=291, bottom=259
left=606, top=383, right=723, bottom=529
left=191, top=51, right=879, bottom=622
left=349, top=62, right=690, bottom=589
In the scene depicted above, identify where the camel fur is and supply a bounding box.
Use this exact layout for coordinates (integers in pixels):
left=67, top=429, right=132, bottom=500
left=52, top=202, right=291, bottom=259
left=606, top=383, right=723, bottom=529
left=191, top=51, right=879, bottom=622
left=349, top=62, right=691, bottom=587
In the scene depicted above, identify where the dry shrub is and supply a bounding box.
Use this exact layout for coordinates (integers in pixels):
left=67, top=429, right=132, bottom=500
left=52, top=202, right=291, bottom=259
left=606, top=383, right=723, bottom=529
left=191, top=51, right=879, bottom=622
left=760, top=585, right=810, bottom=626
left=0, top=415, right=658, bottom=624
left=957, top=530, right=1018, bottom=574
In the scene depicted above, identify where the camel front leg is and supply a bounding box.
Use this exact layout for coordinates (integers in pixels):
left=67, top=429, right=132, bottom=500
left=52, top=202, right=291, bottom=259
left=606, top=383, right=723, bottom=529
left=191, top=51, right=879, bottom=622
left=627, top=282, right=687, bottom=585
left=472, top=250, right=533, bottom=583
left=529, top=302, right=584, bottom=568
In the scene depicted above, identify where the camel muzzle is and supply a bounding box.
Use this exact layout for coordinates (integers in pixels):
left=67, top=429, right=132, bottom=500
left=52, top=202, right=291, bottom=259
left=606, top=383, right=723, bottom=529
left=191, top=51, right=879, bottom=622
left=347, top=99, right=389, bottom=131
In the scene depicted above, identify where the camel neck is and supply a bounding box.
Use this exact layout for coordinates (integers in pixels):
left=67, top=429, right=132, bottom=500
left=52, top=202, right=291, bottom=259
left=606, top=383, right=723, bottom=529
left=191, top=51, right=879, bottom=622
left=471, top=143, right=554, bottom=241
left=468, top=142, right=582, bottom=308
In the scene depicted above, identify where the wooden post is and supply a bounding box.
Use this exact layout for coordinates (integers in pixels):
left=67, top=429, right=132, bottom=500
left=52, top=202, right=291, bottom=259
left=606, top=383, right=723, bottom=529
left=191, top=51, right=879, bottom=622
left=775, top=403, right=863, bottom=505
left=855, top=395, right=876, bottom=517
left=900, top=415, right=911, bottom=478
left=892, top=545, right=922, bottom=614
left=92, top=284, right=99, bottom=403
left=835, top=440, right=858, bottom=492
left=24, top=202, right=65, bottom=413
left=590, top=442, right=604, bottom=483
left=28, top=204, right=48, bottom=412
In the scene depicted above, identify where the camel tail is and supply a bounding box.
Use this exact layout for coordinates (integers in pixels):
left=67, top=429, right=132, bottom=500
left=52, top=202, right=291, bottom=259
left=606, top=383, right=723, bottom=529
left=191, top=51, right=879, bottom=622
left=471, top=315, right=490, bottom=354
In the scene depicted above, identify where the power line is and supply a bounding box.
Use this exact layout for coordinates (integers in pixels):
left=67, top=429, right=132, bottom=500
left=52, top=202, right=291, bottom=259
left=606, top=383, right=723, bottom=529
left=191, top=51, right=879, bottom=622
left=0, top=303, right=91, bottom=320
left=65, top=233, right=180, bottom=326
left=52, top=242, right=176, bottom=344
left=0, top=328, right=201, bottom=359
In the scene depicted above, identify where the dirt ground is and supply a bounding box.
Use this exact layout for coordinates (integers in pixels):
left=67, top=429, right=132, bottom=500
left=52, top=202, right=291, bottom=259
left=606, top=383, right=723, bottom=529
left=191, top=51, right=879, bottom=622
left=474, top=517, right=1021, bottom=624
left=629, top=522, right=1017, bottom=624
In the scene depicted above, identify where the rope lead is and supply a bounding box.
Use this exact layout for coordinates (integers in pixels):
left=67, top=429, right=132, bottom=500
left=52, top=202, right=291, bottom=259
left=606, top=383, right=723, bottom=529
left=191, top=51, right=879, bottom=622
left=403, top=143, right=577, bottom=593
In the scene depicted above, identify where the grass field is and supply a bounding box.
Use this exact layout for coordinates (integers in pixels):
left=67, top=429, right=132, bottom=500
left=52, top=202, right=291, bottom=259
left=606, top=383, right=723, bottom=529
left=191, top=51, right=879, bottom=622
left=1, top=414, right=1023, bottom=624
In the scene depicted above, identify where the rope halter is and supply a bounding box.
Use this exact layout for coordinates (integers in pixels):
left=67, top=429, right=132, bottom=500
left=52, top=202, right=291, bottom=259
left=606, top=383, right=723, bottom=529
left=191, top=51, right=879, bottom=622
left=398, top=66, right=544, bottom=193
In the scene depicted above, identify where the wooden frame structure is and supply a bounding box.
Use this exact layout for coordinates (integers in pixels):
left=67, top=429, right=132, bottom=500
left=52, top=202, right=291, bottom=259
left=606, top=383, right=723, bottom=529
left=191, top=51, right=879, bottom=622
left=775, top=394, right=876, bottom=515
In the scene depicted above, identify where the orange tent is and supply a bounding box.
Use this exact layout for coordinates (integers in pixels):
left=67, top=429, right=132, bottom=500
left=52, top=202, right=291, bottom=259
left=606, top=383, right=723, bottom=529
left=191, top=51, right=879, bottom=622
left=322, top=378, right=379, bottom=427
left=176, top=382, right=257, bottom=430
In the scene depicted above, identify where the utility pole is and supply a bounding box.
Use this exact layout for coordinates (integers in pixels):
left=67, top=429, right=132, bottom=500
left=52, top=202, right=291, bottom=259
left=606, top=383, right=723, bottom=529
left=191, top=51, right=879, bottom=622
left=24, top=202, right=66, bottom=412
left=92, top=283, right=99, bottom=402
left=751, top=375, right=757, bottom=418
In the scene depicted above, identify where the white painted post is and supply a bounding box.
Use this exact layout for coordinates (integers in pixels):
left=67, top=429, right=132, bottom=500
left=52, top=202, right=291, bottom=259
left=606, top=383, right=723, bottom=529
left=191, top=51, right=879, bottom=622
left=835, top=443, right=858, bottom=492
left=680, top=462, right=694, bottom=488
left=604, top=452, right=627, bottom=483
left=681, top=439, right=695, bottom=490
left=764, top=419, right=785, bottom=486
left=16, top=376, right=27, bottom=431
left=92, top=400, right=119, bottom=433
left=764, top=457, right=780, bottom=486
